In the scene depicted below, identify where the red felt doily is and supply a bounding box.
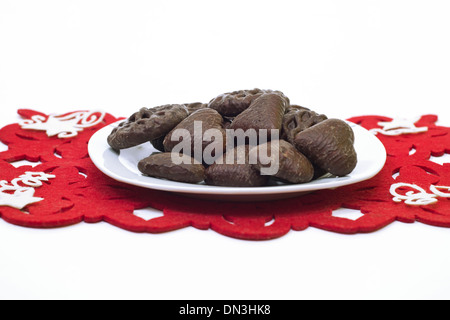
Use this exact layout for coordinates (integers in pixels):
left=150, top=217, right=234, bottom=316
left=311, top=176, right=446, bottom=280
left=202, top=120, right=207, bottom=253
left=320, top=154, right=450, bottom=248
left=1, top=110, right=450, bottom=240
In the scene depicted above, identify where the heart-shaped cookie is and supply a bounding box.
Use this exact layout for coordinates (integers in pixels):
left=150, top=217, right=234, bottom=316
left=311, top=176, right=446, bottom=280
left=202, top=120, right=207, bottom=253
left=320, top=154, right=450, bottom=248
left=163, top=108, right=226, bottom=164
left=292, top=119, right=357, bottom=177
left=250, top=139, right=314, bottom=184
left=229, top=93, right=289, bottom=139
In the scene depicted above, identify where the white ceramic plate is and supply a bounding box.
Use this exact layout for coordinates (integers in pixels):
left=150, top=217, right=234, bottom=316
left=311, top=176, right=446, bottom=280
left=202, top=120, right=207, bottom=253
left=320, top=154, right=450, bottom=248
left=88, top=121, right=386, bottom=201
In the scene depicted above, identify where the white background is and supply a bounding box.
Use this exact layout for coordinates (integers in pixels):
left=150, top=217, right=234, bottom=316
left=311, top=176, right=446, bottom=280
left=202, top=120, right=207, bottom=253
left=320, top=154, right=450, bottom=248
left=1, top=0, right=450, bottom=300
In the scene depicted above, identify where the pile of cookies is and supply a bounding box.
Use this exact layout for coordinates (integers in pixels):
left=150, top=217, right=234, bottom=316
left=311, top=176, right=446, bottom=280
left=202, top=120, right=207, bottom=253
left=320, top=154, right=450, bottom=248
left=107, top=89, right=357, bottom=187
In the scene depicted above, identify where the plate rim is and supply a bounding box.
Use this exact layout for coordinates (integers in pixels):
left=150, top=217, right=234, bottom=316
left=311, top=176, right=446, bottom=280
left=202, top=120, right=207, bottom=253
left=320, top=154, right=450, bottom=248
left=88, top=120, right=387, bottom=196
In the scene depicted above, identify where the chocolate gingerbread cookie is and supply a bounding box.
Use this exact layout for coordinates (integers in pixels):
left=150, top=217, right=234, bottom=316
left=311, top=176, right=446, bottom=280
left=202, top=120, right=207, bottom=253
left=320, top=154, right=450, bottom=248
left=282, top=105, right=328, bottom=143
left=205, top=145, right=269, bottom=187
left=184, top=102, right=209, bottom=115
left=208, top=88, right=288, bottom=117
left=163, top=108, right=226, bottom=163
left=107, top=104, right=189, bottom=151
left=138, top=152, right=205, bottom=184
left=250, top=139, right=314, bottom=184
left=230, top=93, right=289, bottom=139
left=150, top=103, right=208, bottom=152
left=292, top=119, right=357, bottom=177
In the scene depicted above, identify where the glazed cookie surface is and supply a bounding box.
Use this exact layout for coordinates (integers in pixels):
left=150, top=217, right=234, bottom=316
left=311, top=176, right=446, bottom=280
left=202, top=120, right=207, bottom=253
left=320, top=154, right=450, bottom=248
left=205, top=145, right=269, bottom=187
left=107, top=104, right=189, bottom=150
left=293, top=119, right=357, bottom=177
left=208, top=88, right=287, bottom=117
left=230, top=93, right=289, bottom=139
left=163, top=108, right=226, bottom=163
left=282, top=105, right=328, bottom=143
left=138, top=152, right=205, bottom=184
left=250, top=139, right=314, bottom=184
left=184, top=102, right=209, bottom=115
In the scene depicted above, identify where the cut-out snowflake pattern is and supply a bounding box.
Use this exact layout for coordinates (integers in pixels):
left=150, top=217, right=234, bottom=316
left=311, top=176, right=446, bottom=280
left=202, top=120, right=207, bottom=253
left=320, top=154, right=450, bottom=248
left=0, top=110, right=449, bottom=240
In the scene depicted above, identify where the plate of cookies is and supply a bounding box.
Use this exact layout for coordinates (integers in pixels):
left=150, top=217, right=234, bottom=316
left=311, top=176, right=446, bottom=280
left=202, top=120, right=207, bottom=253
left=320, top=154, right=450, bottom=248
left=88, top=89, right=386, bottom=201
